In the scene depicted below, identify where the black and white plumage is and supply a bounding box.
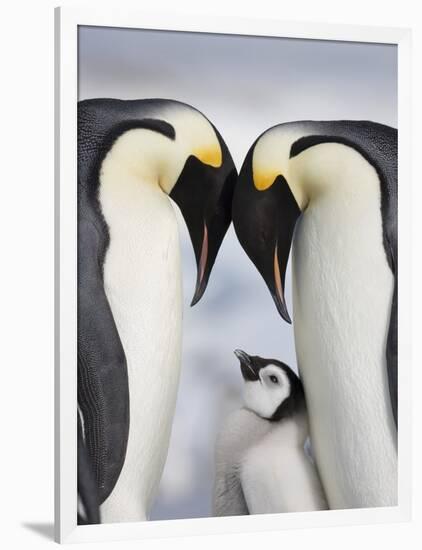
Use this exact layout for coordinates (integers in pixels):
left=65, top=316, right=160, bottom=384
left=214, top=350, right=327, bottom=516
left=232, top=121, right=397, bottom=509
left=77, top=98, right=237, bottom=523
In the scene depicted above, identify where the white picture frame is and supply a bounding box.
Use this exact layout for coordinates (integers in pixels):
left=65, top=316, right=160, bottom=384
left=55, top=6, right=412, bottom=544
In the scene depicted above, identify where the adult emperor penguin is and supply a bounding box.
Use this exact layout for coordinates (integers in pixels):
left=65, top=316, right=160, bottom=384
left=232, top=121, right=397, bottom=509
left=77, top=98, right=237, bottom=523
left=214, top=350, right=327, bottom=515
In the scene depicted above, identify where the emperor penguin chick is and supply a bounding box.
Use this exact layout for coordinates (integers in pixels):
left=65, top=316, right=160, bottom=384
left=214, top=350, right=328, bottom=516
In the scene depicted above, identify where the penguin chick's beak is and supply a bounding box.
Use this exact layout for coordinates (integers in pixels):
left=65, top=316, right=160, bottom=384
left=234, top=349, right=260, bottom=381
left=232, top=149, right=301, bottom=324
left=170, top=139, right=237, bottom=306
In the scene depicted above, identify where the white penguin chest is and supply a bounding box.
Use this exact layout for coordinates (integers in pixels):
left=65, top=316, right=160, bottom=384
left=240, top=419, right=327, bottom=513
left=100, top=180, right=183, bottom=405
left=291, top=145, right=397, bottom=507
left=98, top=176, right=183, bottom=520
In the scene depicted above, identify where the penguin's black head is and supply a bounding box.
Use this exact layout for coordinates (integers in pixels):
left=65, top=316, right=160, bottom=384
left=232, top=130, right=303, bottom=324
left=170, top=127, right=237, bottom=305
left=234, top=349, right=305, bottom=421
left=78, top=98, right=237, bottom=308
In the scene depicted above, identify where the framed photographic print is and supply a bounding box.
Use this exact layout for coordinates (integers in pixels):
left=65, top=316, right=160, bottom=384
left=55, top=6, right=411, bottom=544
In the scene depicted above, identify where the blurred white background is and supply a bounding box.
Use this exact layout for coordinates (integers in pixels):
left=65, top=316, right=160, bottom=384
left=78, top=26, right=397, bottom=520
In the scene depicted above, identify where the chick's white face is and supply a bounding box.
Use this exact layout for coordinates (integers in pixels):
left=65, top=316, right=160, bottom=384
left=243, top=365, right=291, bottom=419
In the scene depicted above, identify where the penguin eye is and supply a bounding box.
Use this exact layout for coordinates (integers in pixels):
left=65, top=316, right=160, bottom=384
left=269, top=375, right=279, bottom=384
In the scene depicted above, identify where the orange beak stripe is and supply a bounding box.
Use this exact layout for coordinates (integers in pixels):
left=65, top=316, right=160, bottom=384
left=198, top=222, right=209, bottom=287
left=274, top=242, right=283, bottom=301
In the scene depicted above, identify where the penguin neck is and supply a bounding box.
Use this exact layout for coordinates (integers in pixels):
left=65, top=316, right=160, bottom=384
left=264, top=409, right=309, bottom=448
left=98, top=126, right=188, bottom=199
left=97, top=127, right=182, bottom=240
left=99, top=168, right=170, bottom=232
left=288, top=141, right=379, bottom=210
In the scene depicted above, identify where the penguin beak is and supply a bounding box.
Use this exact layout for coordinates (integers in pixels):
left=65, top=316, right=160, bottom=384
left=232, top=150, right=301, bottom=324
left=170, top=136, right=237, bottom=306
left=234, top=349, right=260, bottom=381
left=271, top=240, right=293, bottom=323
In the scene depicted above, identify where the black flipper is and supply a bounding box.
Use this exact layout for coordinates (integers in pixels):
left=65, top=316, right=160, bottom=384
left=290, top=121, right=398, bottom=427
left=77, top=207, right=130, bottom=507
left=77, top=412, right=100, bottom=525
left=387, top=277, right=398, bottom=426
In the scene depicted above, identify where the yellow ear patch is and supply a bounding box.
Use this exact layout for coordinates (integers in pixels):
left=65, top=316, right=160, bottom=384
left=193, top=145, right=222, bottom=168
left=253, top=169, right=281, bottom=191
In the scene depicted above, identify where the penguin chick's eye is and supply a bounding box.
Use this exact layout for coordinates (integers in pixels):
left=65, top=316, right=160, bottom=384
left=269, top=375, right=279, bottom=384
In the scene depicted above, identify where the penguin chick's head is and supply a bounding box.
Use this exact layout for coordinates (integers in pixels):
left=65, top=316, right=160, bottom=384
left=234, top=349, right=305, bottom=421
